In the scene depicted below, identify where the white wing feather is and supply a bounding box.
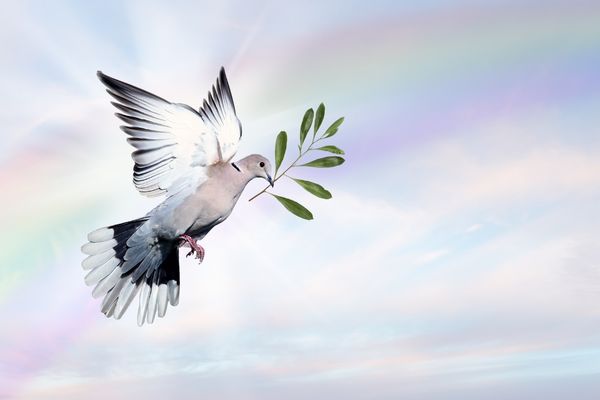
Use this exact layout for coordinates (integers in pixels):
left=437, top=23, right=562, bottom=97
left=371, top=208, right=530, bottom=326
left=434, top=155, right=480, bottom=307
left=97, top=67, right=242, bottom=197
left=197, top=68, right=242, bottom=162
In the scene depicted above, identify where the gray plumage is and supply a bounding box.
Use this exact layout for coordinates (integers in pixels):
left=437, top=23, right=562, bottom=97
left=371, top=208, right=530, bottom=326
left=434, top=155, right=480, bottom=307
left=82, top=68, right=273, bottom=326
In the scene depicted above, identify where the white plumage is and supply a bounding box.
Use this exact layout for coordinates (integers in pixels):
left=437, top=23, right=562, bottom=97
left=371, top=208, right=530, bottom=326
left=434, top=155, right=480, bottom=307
left=82, top=67, right=273, bottom=326
left=99, top=67, right=241, bottom=198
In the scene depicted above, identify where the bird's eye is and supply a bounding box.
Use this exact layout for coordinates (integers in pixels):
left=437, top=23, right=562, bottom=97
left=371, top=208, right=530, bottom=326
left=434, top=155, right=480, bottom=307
left=259, top=162, right=265, bottom=168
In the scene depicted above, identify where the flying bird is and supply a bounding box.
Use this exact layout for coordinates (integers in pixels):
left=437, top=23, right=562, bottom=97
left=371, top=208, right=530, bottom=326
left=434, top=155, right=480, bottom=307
left=82, top=68, right=273, bottom=326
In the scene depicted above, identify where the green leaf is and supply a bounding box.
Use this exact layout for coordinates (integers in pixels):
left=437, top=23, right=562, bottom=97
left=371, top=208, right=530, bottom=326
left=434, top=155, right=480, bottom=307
left=274, top=131, right=287, bottom=173
left=292, top=178, right=332, bottom=199
left=315, top=145, right=345, bottom=155
left=301, top=156, right=345, bottom=168
left=272, top=194, right=313, bottom=220
left=300, top=108, right=314, bottom=146
left=323, top=117, right=344, bottom=138
left=314, top=103, right=325, bottom=136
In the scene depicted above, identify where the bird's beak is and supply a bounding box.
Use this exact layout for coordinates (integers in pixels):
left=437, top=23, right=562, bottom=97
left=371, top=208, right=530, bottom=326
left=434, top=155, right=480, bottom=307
left=267, top=174, right=274, bottom=187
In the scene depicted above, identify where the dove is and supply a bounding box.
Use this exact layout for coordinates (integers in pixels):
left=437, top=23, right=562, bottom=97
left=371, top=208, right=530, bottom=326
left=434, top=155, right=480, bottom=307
left=81, top=67, right=273, bottom=326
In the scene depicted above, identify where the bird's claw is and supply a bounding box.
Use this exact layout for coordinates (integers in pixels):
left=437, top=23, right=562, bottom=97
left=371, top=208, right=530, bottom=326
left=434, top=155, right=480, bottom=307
left=185, top=247, right=204, bottom=262
left=179, top=234, right=205, bottom=264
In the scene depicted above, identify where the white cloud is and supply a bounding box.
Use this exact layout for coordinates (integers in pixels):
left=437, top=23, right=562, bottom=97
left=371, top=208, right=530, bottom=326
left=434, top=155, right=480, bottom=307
left=465, top=224, right=483, bottom=233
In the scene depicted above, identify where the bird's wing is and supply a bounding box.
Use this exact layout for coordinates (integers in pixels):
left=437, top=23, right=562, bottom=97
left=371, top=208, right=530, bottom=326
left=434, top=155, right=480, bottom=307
left=197, top=67, right=242, bottom=162
left=97, top=67, right=242, bottom=197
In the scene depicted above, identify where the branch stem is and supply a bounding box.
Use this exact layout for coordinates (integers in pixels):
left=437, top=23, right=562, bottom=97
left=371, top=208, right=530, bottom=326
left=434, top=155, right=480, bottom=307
left=248, top=136, right=320, bottom=202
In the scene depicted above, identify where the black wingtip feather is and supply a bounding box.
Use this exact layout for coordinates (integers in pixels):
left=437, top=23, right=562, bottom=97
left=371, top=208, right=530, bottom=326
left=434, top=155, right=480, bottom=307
left=97, top=70, right=114, bottom=87
left=217, top=67, right=235, bottom=113
left=97, top=71, right=170, bottom=104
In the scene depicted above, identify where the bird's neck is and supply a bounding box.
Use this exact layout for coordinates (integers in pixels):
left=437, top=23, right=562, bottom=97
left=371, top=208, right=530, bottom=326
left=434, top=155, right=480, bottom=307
left=227, top=161, right=256, bottom=191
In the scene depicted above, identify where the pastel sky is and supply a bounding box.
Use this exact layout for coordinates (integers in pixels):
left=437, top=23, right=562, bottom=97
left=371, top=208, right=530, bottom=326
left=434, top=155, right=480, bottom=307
left=1, top=0, right=600, bottom=399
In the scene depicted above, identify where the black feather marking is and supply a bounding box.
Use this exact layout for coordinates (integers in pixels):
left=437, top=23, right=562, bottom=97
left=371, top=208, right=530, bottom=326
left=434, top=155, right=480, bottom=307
left=106, top=90, right=160, bottom=117
left=120, top=127, right=171, bottom=141
left=158, top=247, right=180, bottom=286
left=116, top=113, right=169, bottom=128
left=111, top=89, right=163, bottom=115
left=133, top=155, right=175, bottom=173
left=136, top=176, right=166, bottom=186
left=97, top=71, right=170, bottom=104
left=133, top=172, right=169, bottom=186
left=218, top=67, right=236, bottom=113
left=108, top=218, right=148, bottom=235
left=121, top=126, right=168, bottom=136
left=198, top=107, right=210, bottom=124
left=132, top=145, right=175, bottom=165
left=134, top=179, right=163, bottom=189
left=202, top=98, right=218, bottom=124
left=177, top=103, right=202, bottom=117
left=219, top=67, right=235, bottom=113
left=196, top=67, right=240, bottom=144
left=106, top=217, right=149, bottom=265
left=208, top=89, right=222, bottom=121
left=215, top=84, right=223, bottom=109
left=114, top=242, right=128, bottom=262
left=127, top=137, right=176, bottom=152
left=111, top=102, right=164, bottom=121
left=133, top=167, right=171, bottom=184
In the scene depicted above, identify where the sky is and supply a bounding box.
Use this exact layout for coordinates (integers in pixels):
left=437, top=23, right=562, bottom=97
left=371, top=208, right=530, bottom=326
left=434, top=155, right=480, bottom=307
left=1, top=0, right=600, bottom=398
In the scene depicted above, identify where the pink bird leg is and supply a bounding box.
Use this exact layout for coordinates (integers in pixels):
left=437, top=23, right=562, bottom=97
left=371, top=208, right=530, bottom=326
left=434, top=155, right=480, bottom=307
left=179, top=234, right=205, bottom=263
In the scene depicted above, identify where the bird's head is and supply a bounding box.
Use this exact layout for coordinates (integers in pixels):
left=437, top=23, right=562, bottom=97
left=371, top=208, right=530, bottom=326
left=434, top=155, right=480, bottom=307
left=236, top=154, right=273, bottom=187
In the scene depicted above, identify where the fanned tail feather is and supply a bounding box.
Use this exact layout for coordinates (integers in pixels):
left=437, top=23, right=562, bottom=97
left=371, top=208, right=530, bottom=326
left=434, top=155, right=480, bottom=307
left=82, top=218, right=180, bottom=326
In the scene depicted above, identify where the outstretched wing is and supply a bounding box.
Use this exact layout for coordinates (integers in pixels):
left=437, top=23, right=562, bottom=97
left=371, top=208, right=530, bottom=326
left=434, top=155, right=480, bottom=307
left=198, top=67, right=242, bottom=162
left=97, top=67, right=242, bottom=197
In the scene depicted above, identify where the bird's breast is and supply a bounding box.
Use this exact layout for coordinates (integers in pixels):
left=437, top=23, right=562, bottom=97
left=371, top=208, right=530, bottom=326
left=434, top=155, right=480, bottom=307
left=186, top=185, right=240, bottom=233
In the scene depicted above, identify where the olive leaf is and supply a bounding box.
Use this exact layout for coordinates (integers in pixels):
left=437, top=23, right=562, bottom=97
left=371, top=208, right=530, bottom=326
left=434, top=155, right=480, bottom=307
left=272, top=194, right=313, bottom=220
left=292, top=178, right=332, bottom=199
left=300, top=108, right=314, bottom=146
left=314, top=103, right=325, bottom=136
left=301, top=156, right=345, bottom=168
left=323, top=117, right=344, bottom=138
left=274, top=131, right=287, bottom=174
left=248, top=103, right=346, bottom=221
left=315, top=145, right=344, bottom=155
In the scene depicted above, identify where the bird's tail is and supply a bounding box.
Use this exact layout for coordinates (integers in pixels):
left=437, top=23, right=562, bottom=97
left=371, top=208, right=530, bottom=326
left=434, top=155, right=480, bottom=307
left=82, top=217, right=181, bottom=325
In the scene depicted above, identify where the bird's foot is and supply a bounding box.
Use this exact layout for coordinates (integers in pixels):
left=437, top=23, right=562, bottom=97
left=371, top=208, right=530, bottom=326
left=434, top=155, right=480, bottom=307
left=178, top=234, right=205, bottom=263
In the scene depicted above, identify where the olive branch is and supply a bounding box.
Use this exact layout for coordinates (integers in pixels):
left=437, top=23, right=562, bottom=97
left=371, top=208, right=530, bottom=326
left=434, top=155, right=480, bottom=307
left=248, top=103, right=345, bottom=219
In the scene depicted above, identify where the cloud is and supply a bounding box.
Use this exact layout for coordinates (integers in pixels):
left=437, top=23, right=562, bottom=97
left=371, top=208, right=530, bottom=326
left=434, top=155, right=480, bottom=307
left=4, top=1, right=600, bottom=399
left=465, top=224, right=483, bottom=233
